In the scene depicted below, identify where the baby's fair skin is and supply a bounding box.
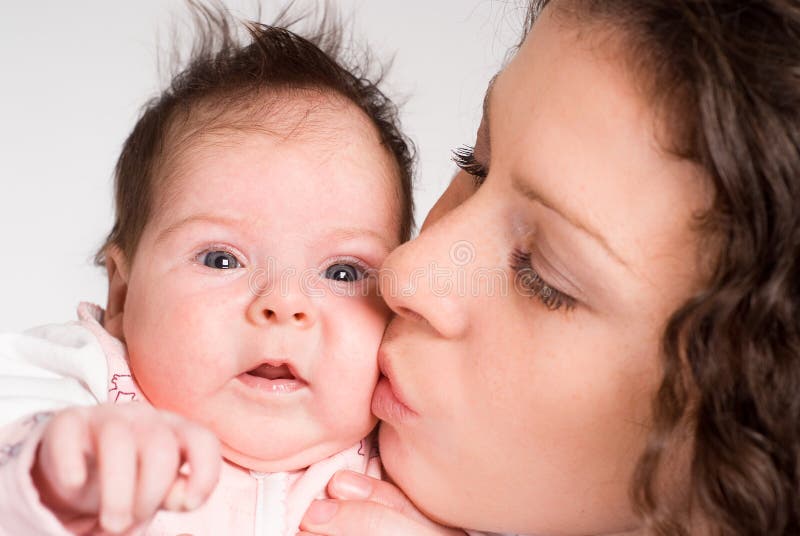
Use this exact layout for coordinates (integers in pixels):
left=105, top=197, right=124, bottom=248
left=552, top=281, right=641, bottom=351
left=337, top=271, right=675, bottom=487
left=31, top=93, right=403, bottom=533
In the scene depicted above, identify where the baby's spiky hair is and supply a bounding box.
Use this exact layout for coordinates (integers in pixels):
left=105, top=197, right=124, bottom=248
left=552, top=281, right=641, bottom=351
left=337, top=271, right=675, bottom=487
left=96, top=1, right=414, bottom=266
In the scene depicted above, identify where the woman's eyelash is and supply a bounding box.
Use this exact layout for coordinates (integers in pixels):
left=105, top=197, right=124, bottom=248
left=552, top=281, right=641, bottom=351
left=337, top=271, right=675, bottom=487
left=509, top=249, right=575, bottom=311
left=452, top=145, right=488, bottom=186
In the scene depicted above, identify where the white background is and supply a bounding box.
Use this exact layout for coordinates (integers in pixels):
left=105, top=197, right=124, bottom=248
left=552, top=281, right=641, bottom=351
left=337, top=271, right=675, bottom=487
left=0, top=0, right=525, bottom=331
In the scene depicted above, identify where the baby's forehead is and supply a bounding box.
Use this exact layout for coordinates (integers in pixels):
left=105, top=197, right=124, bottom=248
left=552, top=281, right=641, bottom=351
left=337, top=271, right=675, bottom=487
left=154, top=91, right=396, bottom=197
left=146, top=90, right=404, bottom=239
left=155, top=90, right=394, bottom=181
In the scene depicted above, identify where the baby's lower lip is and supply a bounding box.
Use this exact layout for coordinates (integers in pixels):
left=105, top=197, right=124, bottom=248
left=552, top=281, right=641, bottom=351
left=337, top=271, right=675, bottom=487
left=236, top=373, right=307, bottom=394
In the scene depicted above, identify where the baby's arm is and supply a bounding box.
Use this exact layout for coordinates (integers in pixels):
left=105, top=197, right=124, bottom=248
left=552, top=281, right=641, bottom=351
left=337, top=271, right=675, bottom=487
left=31, top=403, right=220, bottom=534
left=0, top=322, right=220, bottom=534
left=0, top=322, right=111, bottom=534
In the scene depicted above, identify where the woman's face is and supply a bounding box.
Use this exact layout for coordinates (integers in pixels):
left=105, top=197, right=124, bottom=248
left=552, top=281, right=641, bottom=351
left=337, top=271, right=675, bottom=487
left=373, top=8, right=712, bottom=536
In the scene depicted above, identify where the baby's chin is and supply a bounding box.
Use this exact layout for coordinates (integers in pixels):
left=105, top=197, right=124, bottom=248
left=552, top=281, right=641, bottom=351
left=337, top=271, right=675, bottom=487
left=220, top=435, right=365, bottom=473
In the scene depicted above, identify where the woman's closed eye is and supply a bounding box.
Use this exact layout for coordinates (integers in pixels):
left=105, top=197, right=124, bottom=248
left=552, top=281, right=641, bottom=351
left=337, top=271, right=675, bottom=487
left=452, top=145, right=488, bottom=187
left=510, top=249, right=576, bottom=311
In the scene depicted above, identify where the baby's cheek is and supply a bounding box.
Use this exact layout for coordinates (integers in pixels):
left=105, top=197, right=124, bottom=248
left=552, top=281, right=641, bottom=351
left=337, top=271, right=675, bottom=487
left=345, top=302, right=386, bottom=372
left=317, top=359, right=378, bottom=443
left=124, top=318, right=200, bottom=410
left=367, top=286, right=393, bottom=326
left=321, top=298, right=384, bottom=404
left=327, top=290, right=388, bottom=344
left=126, top=343, right=178, bottom=406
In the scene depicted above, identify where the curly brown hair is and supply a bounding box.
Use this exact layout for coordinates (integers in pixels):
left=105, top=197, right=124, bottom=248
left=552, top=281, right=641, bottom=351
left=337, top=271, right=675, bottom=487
left=95, top=1, right=415, bottom=267
left=526, top=1, right=800, bottom=534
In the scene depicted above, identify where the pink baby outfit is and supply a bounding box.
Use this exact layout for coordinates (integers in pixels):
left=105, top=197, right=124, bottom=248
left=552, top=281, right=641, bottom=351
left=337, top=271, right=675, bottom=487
left=0, top=303, right=381, bottom=535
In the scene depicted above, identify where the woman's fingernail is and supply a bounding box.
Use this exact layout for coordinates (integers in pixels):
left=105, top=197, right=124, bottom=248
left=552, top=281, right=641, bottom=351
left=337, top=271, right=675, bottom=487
left=305, top=500, right=338, bottom=524
left=332, top=471, right=372, bottom=499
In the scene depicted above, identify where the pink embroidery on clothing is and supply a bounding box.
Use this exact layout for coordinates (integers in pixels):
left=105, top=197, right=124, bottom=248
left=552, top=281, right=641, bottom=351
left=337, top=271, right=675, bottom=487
left=109, top=373, right=137, bottom=403
left=23, top=412, right=53, bottom=427
left=0, top=413, right=54, bottom=467
left=358, top=439, right=380, bottom=459
left=0, top=441, right=24, bottom=467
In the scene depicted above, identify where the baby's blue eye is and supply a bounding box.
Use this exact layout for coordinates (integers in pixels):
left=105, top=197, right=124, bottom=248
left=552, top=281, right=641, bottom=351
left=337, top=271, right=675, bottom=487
left=202, top=251, right=240, bottom=269
left=325, top=264, right=361, bottom=282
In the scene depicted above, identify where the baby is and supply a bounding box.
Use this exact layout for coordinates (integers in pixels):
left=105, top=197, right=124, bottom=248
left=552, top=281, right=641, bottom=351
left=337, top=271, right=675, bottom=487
left=0, top=7, right=413, bottom=536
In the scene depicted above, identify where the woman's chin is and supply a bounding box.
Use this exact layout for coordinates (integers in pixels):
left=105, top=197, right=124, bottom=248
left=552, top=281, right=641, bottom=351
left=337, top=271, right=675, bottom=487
left=380, top=429, right=471, bottom=530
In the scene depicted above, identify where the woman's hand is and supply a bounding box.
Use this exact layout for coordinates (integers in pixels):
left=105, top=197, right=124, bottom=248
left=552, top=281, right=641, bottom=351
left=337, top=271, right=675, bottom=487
left=298, top=470, right=467, bottom=536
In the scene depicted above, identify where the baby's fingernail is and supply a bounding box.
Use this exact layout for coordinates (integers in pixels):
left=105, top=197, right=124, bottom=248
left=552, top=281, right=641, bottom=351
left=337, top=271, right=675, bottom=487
left=331, top=471, right=372, bottom=500
left=61, top=460, right=87, bottom=489
left=163, top=480, right=186, bottom=511
left=305, top=500, right=338, bottom=524
left=183, top=493, right=203, bottom=511
left=101, top=512, right=130, bottom=533
left=63, top=467, right=86, bottom=489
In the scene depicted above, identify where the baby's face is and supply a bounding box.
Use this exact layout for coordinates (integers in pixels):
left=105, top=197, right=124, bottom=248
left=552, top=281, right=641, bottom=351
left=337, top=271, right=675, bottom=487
left=115, top=97, right=402, bottom=471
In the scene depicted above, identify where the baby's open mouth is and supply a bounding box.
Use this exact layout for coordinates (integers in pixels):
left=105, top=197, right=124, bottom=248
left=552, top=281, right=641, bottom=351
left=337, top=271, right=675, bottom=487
left=238, top=361, right=308, bottom=394
left=246, top=363, right=297, bottom=381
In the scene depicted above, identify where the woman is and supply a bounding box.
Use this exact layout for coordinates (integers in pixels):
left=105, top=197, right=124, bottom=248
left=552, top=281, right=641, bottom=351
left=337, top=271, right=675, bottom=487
left=300, top=1, right=800, bottom=534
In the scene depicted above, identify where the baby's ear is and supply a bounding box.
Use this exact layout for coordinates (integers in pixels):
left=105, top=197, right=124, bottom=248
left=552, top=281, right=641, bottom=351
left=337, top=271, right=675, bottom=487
left=104, top=245, right=129, bottom=341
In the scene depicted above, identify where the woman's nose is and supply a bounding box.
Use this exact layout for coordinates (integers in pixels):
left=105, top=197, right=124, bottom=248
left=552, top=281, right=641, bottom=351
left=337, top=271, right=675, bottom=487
left=379, top=197, right=476, bottom=339
left=246, top=283, right=317, bottom=328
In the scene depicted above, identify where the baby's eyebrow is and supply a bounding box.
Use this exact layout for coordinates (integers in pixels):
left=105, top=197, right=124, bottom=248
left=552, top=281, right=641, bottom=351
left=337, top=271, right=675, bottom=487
left=322, top=227, right=393, bottom=254
left=155, top=214, right=243, bottom=244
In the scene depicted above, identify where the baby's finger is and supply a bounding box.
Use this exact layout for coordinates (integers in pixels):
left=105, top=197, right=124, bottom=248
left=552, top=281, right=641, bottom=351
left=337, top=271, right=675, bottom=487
left=96, top=418, right=137, bottom=533
left=133, top=425, right=181, bottom=521
left=40, top=410, right=90, bottom=492
left=35, top=410, right=96, bottom=515
left=171, top=419, right=221, bottom=510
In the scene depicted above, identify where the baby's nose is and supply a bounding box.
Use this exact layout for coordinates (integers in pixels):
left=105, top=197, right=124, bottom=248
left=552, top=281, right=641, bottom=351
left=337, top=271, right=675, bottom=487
left=246, top=291, right=317, bottom=328
left=262, top=307, right=313, bottom=326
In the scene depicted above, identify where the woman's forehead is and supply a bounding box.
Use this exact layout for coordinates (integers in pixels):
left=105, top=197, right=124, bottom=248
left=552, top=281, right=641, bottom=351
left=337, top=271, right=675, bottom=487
left=488, top=8, right=712, bottom=286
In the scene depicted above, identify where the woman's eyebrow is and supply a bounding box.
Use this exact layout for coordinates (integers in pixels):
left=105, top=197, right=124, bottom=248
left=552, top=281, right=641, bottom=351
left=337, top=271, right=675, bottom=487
left=511, top=175, right=631, bottom=270
left=485, top=73, right=630, bottom=271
